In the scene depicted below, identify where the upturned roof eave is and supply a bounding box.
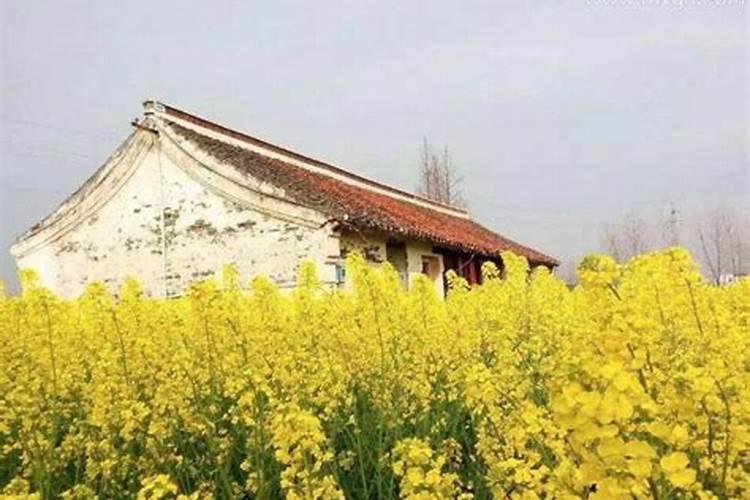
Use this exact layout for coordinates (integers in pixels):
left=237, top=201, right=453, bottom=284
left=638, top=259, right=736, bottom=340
left=10, top=130, right=153, bottom=258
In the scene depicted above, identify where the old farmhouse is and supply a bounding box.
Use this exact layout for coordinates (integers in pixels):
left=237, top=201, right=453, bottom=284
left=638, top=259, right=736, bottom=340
left=11, top=100, right=557, bottom=297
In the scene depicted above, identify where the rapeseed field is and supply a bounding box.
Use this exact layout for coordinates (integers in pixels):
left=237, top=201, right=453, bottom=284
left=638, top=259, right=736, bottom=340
left=1, top=249, right=748, bottom=499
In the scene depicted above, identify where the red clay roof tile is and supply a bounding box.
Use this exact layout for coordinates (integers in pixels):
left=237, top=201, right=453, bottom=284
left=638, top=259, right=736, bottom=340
left=166, top=120, right=557, bottom=266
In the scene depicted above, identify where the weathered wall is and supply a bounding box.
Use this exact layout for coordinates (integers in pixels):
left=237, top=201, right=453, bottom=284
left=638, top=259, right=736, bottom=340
left=15, top=124, right=452, bottom=298
left=406, top=240, right=445, bottom=297
left=339, top=231, right=387, bottom=263
left=336, top=232, right=445, bottom=296
left=16, top=140, right=338, bottom=297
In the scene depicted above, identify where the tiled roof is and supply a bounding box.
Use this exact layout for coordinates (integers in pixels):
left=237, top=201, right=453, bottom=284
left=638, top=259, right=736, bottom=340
left=165, top=120, right=557, bottom=266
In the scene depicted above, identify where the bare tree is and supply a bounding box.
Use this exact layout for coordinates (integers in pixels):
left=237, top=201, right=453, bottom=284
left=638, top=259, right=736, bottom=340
left=600, top=213, right=650, bottom=262
left=694, top=205, right=748, bottom=284
left=601, top=222, right=623, bottom=262
left=599, top=203, right=748, bottom=283
left=417, top=139, right=465, bottom=207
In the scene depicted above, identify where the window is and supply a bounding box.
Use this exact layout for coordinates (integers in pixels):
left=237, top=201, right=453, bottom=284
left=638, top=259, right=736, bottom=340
left=335, top=264, right=346, bottom=287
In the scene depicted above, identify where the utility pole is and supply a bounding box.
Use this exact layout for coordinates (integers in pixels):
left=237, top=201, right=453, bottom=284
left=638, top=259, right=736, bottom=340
left=666, top=203, right=680, bottom=247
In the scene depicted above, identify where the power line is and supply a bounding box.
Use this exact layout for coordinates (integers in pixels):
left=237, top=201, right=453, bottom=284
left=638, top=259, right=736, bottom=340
left=0, top=140, right=101, bottom=161
left=0, top=115, right=121, bottom=142
left=1, top=149, right=92, bottom=164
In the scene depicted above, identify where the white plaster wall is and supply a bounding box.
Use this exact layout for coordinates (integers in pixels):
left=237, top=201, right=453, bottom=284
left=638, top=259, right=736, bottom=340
left=16, top=143, right=338, bottom=297
left=16, top=144, right=166, bottom=296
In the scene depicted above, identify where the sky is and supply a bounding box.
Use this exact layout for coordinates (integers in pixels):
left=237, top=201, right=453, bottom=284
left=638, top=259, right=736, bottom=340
left=0, top=0, right=747, bottom=289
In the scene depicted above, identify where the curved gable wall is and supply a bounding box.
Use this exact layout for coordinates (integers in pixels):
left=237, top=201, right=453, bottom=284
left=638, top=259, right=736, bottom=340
left=15, top=135, right=338, bottom=297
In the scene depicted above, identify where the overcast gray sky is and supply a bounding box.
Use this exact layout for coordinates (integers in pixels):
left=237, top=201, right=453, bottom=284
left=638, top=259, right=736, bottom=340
left=1, top=0, right=747, bottom=289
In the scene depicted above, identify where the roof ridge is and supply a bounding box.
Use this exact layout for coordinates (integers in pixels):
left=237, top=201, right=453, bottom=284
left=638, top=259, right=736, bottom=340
left=142, top=99, right=469, bottom=217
